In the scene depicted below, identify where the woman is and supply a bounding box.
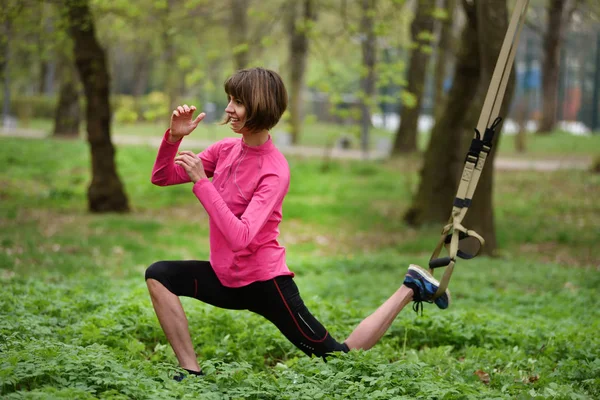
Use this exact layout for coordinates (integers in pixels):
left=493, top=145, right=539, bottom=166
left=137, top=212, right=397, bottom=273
left=145, top=67, right=449, bottom=380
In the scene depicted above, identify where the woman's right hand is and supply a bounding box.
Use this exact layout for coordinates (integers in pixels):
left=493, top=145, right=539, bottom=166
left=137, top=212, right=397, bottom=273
left=168, top=104, right=206, bottom=142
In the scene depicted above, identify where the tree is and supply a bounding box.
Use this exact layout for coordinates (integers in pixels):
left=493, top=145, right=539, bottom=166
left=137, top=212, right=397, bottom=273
left=404, top=0, right=516, bottom=256
left=513, top=35, right=535, bottom=153
left=52, top=50, right=80, bottom=137
left=359, top=0, right=377, bottom=157
left=433, top=0, right=457, bottom=121
left=131, top=43, right=152, bottom=99
left=1, top=18, right=10, bottom=127
left=63, top=0, right=129, bottom=213
left=162, top=0, right=179, bottom=114
left=52, top=7, right=80, bottom=137
left=2, top=2, right=64, bottom=108
left=231, top=0, right=250, bottom=71
left=37, top=2, right=56, bottom=95
left=391, top=0, right=436, bottom=155
left=404, top=1, right=481, bottom=226
left=538, top=0, right=578, bottom=133
left=462, top=0, right=516, bottom=255
left=287, top=0, right=316, bottom=145
left=0, top=0, right=21, bottom=127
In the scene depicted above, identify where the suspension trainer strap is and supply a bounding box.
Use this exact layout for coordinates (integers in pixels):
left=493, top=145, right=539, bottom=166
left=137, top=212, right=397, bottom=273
left=429, top=0, right=530, bottom=299
left=457, top=0, right=529, bottom=224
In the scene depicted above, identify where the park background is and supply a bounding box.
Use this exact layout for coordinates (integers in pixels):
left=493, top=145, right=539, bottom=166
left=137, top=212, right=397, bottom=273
left=1, top=0, right=599, bottom=399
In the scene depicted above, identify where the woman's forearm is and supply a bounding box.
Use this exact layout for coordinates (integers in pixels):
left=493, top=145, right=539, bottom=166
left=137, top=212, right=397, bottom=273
left=151, top=130, right=192, bottom=186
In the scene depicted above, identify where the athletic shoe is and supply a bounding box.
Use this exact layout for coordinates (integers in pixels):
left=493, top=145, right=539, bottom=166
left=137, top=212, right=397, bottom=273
left=403, top=264, right=451, bottom=313
left=173, top=368, right=203, bottom=381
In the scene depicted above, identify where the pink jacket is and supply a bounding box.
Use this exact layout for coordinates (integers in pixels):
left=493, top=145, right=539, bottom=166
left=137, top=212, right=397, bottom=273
left=151, top=130, right=294, bottom=287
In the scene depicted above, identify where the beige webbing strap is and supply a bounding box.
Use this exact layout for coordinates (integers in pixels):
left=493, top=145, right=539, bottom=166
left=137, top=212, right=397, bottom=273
left=430, top=0, right=530, bottom=299
left=457, top=0, right=529, bottom=223
left=476, top=0, right=529, bottom=136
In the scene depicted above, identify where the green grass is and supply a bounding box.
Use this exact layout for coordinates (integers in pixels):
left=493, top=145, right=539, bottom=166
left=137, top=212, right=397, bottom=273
left=1, top=136, right=599, bottom=399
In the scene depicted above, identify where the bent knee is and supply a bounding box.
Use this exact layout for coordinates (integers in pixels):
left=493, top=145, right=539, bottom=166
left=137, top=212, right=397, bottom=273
left=145, top=261, right=170, bottom=282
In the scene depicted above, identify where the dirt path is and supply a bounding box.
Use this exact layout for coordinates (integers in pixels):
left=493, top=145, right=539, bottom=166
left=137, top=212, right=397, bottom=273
left=2, top=128, right=593, bottom=171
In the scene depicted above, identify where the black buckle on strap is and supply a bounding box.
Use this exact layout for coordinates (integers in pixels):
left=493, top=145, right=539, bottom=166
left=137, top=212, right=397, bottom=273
left=466, top=136, right=483, bottom=162
left=482, top=117, right=503, bottom=146
left=453, top=197, right=472, bottom=208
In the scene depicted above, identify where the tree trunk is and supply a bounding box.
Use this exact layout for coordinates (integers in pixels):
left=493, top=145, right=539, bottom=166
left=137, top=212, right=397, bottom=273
left=132, top=45, right=151, bottom=98
left=39, top=61, right=48, bottom=94
left=462, top=0, right=516, bottom=256
left=53, top=53, right=80, bottom=137
left=404, top=2, right=481, bottom=226
left=131, top=43, right=152, bottom=122
left=514, top=36, right=535, bottom=153
left=514, top=92, right=529, bottom=153
left=538, top=0, right=569, bottom=133
left=392, top=0, right=436, bottom=155
left=433, top=0, right=456, bottom=121
left=133, top=45, right=152, bottom=122
left=37, top=2, right=55, bottom=95
left=231, top=0, right=250, bottom=70
left=359, top=0, right=377, bottom=158
left=64, top=0, right=129, bottom=213
left=163, top=0, right=178, bottom=115
left=1, top=15, right=11, bottom=127
left=288, top=0, right=315, bottom=145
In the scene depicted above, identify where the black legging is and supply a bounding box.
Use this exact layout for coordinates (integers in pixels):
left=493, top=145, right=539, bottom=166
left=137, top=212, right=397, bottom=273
left=145, top=260, right=349, bottom=358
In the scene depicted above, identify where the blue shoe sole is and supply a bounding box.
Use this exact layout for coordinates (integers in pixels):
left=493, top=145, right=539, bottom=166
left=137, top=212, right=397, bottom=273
left=408, top=264, right=451, bottom=309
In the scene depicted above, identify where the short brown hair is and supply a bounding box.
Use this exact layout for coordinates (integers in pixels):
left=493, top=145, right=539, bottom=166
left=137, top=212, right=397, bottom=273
left=222, top=68, right=288, bottom=132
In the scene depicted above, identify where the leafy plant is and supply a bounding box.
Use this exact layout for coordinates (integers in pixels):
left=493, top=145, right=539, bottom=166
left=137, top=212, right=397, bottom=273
left=1, top=136, right=598, bottom=399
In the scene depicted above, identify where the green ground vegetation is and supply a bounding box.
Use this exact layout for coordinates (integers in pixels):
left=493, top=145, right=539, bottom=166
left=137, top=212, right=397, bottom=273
left=0, top=135, right=599, bottom=399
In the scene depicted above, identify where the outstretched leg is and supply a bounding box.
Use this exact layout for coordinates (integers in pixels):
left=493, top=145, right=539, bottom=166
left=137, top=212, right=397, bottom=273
left=345, top=264, right=451, bottom=350
left=146, top=278, right=201, bottom=372
left=249, top=266, right=450, bottom=358
left=344, top=285, right=414, bottom=350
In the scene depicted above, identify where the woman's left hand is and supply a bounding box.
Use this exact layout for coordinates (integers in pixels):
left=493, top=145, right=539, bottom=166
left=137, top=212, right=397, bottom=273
left=174, top=151, right=208, bottom=183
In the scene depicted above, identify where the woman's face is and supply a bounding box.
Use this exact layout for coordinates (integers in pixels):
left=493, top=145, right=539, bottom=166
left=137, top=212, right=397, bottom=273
left=225, top=95, right=248, bottom=134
